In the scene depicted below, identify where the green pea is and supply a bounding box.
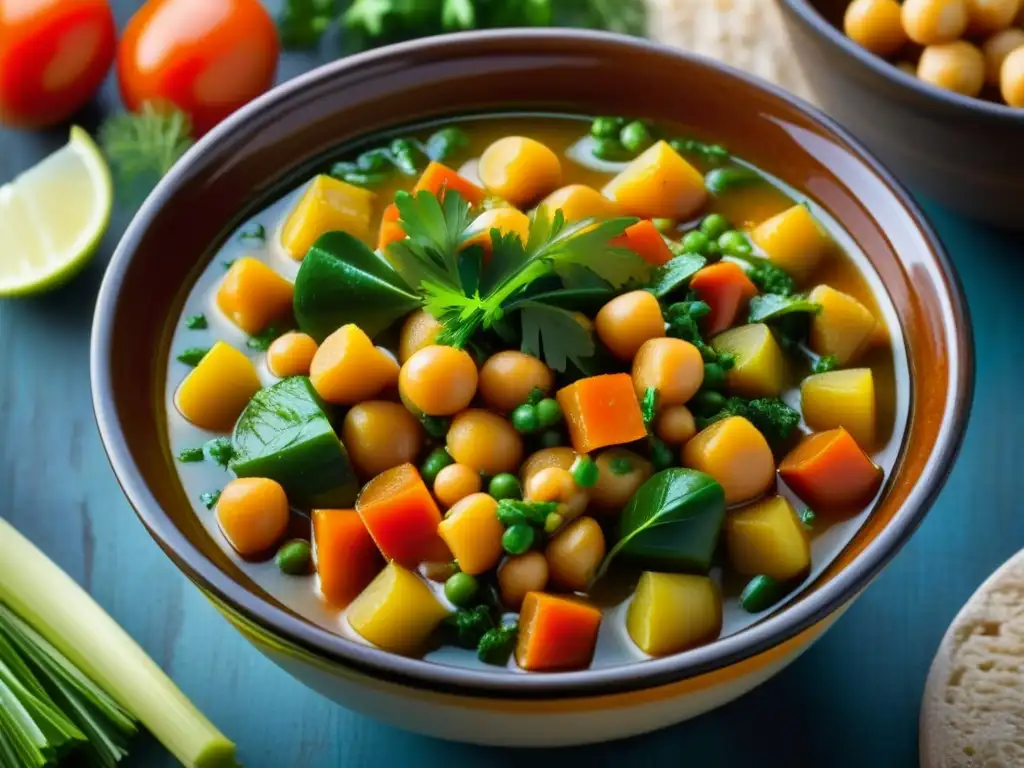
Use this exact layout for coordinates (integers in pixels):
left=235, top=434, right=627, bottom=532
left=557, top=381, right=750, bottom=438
left=390, top=138, right=425, bottom=175
left=328, top=160, right=357, bottom=179
left=690, top=389, right=726, bottom=416
left=535, top=398, right=562, bottom=429
left=592, top=137, right=630, bottom=162
left=502, top=524, right=535, bottom=556
left=444, top=572, right=480, bottom=607
left=718, top=230, right=751, bottom=255
left=488, top=473, right=522, bottom=501
left=668, top=138, right=696, bottom=155
left=343, top=170, right=390, bottom=188
left=652, top=218, right=675, bottom=233
left=357, top=148, right=391, bottom=172
left=740, top=575, right=785, bottom=613
left=420, top=448, right=454, bottom=486
left=591, top=116, right=624, bottom=139
left=619, top=120, right=653, bottom=154
left=538, top=430, right=564, bottom=449
left=681, top=230, right=711, bottom=254
left=649, top=437, right=675, bottom=471
left=421, top=415, right=451, bottom=439
left=275, top=540, right=312, bottom=576
left=570, top=456, right=599, bottom=488
left=511, top=404, right=540, bottom=434
left=702, top=363, right=727, bottom=391
left=543, top=512, right=564, bottom=535
left=699, top=213, right=730, bottom=239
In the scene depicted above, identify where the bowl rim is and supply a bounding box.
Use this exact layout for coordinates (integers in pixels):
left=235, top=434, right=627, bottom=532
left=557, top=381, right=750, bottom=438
left=777, top=0, right=1024, bottom=123
left=91, top=28, right=974, bottom=700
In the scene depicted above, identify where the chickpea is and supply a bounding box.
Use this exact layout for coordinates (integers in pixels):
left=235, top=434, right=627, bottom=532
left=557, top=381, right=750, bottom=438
left=965, top=0, right=1021, bottom=36
left=591, top=449, right=652, bottom=513
left=631, top=338, right=704, bottom=406
left=216, top=478, right=289, bottom=557
left=525, top=467, right=588, bottom=520
left=1001, top=45, right=1024, bottom=105
left=479, top=136, right=562, bottom=207
left=399, top=310, right=442, bottom=363
left=656, top=405, right=697, bottom=445
left=478, top=351, right=554, bottom=412
left=446, top=409, right=524, bottom=476
left=983, top=28, right=1024, bottom=84
left=901, top=0, right=968, bottom=44
left=341, top=401, right=423, bottom=478
left=399, top=345, right=478, bottom=416
left=266, top=332, right=318, bottom=378
left=538, top=184, right=620, bottom=223
left=545, top=517, right=606, bottom=592
left=498, top=552, right=549, bottom=609
left=595, top=290, right=665, bottom=361
left=844, top=0, right=910, bottom=57
left=520, top=447, right=577, bottom=486
left=918, top=41, right=986, bottom=96
left=433, top=463, right=482, bottom=508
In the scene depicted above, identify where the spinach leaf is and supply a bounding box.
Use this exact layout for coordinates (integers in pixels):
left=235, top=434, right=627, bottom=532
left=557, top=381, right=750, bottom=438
left=293, top=231, right=421, bottom=341
left=594, top=468, right=726, bottom=581
left=705, top=166, right=764, bottom=195
left=748, top=293, right=821, bottom=324
left=644, top=254, right=706, bottom=298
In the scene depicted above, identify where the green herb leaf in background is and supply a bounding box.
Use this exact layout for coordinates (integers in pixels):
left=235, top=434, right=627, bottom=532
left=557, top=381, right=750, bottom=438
left=176, top=347, right=209, bottom=367
left=279, top=0, right=338, bottom=48
left=747, top=294, right=821, bottom=324
left=99, top=104, right=194, bottom=203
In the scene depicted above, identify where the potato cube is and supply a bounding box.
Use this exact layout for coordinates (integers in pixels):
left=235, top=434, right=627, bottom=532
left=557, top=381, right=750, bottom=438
left=726, top=495, right=811, bottom=581
left=750, top=204, right=831, bottom=282
left=627, top=572, right=722, bottom=656
left=310, top=324, right=399, bottom=405
left=437, top=493, right=504, bottom=575
left=347, top=563, right=450, bottom=655
left=808, top=285, right=877, bottom=366
left=801, top=368, right=876, bottom=448
left=174, top=341, right=261, bottom=431
left=711, top=323, right=786, bottom=398
left=601, top=141, right=707, bottom=220
left=281, top=175, right=376, bottom=259
left=216, top=257, right=294, bottom=335
left=682, top=416, right=775, bottom=505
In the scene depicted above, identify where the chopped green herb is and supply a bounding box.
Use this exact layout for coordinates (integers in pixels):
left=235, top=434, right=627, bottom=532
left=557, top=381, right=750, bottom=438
left=813, top=355, right=839, bottom=374
left=246, top=326, right=283, bottom=351
left=184, top=314, right=207, bottom=330
left=203, top=437, right=235, bottom=468
left=239, top=223, right=266, bottom=242
left=525, top=387, right=546, bottom=406
left=477, top=623, right=518, bottom=666
left=177, top=447, right=204, bottom=463
left=696, top=397, right=801, bottom=445
left=443, top=605, right=493, bottom=649
left=609, top=457, right=634, bottom=476
left=641, top=387, right=658, bottom=429
left=644, top=254, right=705, bottom=298
left=799, top=508, right=816, bottom=529
left=176, top=347, right=209, bottom=367
left=730, top=254, right=796, bottom=297
left=496, top=499, right=558, bottom=529
left=199, top=491, right=221, bottom=509
left=748, top=294, right=821, bottom=324
left=222, top=260, right=236, bottom=270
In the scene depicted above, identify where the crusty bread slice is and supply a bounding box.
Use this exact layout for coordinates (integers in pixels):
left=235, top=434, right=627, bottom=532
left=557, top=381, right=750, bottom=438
left=920, top=548, right=1024, bottom=768
left=646, top=0, right=816, bottom=104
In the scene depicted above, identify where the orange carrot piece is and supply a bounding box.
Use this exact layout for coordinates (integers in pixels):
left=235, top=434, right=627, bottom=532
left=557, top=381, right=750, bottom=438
left=556, top=373, right=648, bottom=454
left=377, top=203, right=406, bottom=250
left=689, top=262, right=759, bottom=336
left=778, top=427, right=883, bottom=514
left=356, top=464, right=451, bottom=567
left=412, top=162, right=486, bottom=206
left=516, top=592, right=602, bottom=671
left=612, top=220, right=673, bottom=266
left=312, top=509, right=384, bottom=607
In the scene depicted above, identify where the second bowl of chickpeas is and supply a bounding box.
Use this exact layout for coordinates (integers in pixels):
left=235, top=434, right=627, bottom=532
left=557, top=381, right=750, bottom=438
left=776, top=0, right=1024, bottom=229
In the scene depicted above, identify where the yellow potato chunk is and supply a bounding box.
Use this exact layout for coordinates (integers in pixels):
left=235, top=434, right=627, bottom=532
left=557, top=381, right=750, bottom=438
left=174, top=341, right=261, bottom=431
left=310, top=324, right=399, bottom=405
left=538, top=184, right=620, bottom=222
left=682, top=416, right=775, bottom=506
left=216, top=257, right=295, bottom=335
left=808, top=285, right=878, bottom=366
left=281, top=175, right=376, bottom=259
left=801, top=368, right=876, bottom=449
left=749, top=204, right=831, bottom=283
left=627, top=572, right=722, bottom=656
left=601, top=141, right=707, bottom=220
left=726, top=495, right=811, bottom=581
left=437, top=493, right=504, bottom=576
left=711, top=324, right=786, bottom=398
left=347, top=563, right=450, bottom=655
left=478, top=136, right=562, bottom=207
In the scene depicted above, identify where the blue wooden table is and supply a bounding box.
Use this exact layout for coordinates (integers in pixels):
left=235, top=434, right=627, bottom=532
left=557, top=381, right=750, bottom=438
left=3, top=5, right=1023, bottom=766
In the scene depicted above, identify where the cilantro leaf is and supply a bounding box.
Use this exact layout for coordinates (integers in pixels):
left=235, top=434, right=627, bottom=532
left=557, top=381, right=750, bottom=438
left=645, top=254, right=706, bottom=298
left=747, top=294, right=821, bottom=323
left=515, top=300, right=595, bottom=372
left=388, top=190, right=472, bottom=292
left=185, top=314, right=207, bottom=330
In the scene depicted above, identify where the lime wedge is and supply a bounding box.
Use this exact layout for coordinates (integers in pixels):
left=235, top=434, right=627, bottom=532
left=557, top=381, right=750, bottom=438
left=0, top=126, right=112, bottom=297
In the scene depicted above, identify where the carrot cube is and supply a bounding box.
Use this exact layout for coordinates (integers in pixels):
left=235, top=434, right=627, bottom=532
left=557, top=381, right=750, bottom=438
left=612, top=220, right=674, bottom=266
left=312, top=509, right=384, bottom=607
left=778, top=427, right=883, bottom=514
left=689, top=262, right=759, bottom=336
left=516, top=592, right=602, bottom=671
left=412, top=162, right=486, bottom=206
left=556, top=374, right=648, bottom=454
left=356, top=463, right=450, bottom=567
left=377, top=203, right=406, bottom=251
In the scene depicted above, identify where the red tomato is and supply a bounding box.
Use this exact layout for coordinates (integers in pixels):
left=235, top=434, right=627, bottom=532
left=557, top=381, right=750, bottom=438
left=0, top=0, right=116, bottom=128
left=117, top=0, right=279, bottom=136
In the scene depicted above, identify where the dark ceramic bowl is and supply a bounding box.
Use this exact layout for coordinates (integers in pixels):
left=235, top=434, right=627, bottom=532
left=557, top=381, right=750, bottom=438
left=91, top=30, right=973, bottom=746
left=776, top=0, right=1024, bottom=230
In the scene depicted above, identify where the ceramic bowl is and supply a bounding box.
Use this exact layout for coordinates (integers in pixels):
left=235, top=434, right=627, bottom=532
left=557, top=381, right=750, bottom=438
left=776, top=0, right=1024, bottom=230
left=91, top=30, right=973, bottom=747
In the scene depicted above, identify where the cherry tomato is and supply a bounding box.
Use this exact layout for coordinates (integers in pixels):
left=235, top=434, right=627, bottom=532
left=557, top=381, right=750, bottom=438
left=117, top=0, right=279, bottom=136
left=0, top=0, right=116, bottom=128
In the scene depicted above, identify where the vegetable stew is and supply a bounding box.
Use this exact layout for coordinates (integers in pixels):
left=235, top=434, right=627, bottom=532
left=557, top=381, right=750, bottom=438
left=165, top=114, right=908, bottom=673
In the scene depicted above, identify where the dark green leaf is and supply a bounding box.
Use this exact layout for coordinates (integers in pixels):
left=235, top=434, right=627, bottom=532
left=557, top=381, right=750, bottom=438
left=443, top=606, right=493, bottom=649
left=525, top=287, right=616, bottom=314
left=740, top=575, right=787, bottom=613
left=496, top=499, right=558, bottom=528
left=704, top=166, right=764, bottom=195
left=294, top=231, right=420, bottom=341
left=247, top=326, right=284, bottom=351
left=747, top=294, right=821, bottom=324
left=644, top=254, right=706, bottom=298
left=278, top=0, right=337, bottom=48
left=516, top=300, right=595, bottom=373
left=477, top=624, right=517, bottom=666
left=203, top=437, right=235, bottom=468
left=458, top=245, right=484, bottom=297
left=553, top=263, right=614, bottom=291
